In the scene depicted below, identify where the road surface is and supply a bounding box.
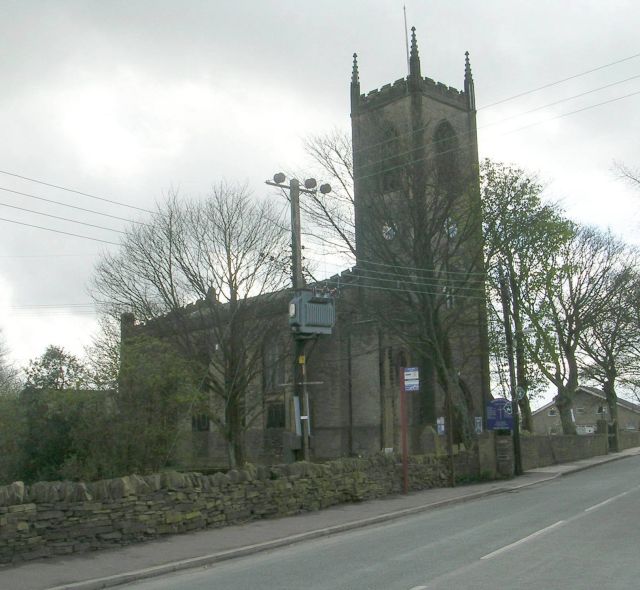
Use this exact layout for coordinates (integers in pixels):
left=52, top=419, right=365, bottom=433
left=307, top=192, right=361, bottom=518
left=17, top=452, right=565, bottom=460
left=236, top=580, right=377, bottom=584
left=126, top=456, right=640, bottom=589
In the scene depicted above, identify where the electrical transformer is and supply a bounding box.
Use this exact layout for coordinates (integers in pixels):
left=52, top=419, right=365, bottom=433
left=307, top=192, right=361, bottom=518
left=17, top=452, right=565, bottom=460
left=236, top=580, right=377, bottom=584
left=288, top=290, right=335, bottom=335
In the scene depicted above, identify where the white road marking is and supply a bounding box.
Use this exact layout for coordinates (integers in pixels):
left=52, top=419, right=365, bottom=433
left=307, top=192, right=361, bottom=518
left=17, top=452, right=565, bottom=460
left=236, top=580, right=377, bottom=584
left=480, top=521, right=565, bottom=560
left=408, top=586, right=428, bottom=590
left=585, top=490, right=630, bottom=512
left=584, top=484, right=640, bottom=512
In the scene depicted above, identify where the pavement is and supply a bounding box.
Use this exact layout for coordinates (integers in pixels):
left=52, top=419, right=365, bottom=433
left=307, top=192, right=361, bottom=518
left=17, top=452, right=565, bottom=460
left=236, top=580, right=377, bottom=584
left=2, top=447, right=639, bottom=590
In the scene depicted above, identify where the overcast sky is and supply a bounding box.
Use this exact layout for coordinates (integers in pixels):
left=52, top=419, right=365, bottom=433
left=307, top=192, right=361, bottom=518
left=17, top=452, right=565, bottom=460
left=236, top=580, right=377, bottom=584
left=0, top=0, right=638, bottom=375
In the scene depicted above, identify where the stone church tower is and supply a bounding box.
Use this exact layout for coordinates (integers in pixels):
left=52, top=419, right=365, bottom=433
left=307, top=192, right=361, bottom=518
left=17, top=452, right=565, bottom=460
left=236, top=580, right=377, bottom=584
left=348, top=27, right=489, bottom=445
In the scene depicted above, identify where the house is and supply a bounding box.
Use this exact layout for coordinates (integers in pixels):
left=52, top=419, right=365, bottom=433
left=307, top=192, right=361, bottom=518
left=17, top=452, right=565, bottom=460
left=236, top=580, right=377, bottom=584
left=531, top=386, right=640, bottom=435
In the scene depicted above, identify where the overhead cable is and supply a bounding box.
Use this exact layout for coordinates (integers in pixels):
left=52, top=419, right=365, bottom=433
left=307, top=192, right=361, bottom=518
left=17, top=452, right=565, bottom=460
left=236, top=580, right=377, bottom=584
left=0, top=169, right=154, bottom=214
left=0, top=216, right=120, bottom=245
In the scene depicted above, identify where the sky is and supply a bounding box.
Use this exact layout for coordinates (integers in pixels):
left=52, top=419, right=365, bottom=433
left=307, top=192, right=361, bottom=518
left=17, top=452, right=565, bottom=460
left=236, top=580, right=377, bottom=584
left=0, top=0, right=638, bottom=382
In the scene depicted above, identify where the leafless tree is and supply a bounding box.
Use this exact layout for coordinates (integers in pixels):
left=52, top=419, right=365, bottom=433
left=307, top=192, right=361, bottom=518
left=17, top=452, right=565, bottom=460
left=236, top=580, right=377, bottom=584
left=521, top=226, right=628, bottom=434
left=0, top=330, right=19, bottom=394
left=301, top=129, right=487, bottom=447
left=92, top=182, right=290, bottom=467
left=614, top=161, right=640, bottom=191
left=578, top=260, right=640, bottom=448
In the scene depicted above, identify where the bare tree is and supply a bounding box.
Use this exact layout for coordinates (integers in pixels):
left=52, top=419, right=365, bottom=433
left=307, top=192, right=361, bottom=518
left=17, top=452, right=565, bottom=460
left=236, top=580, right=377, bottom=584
left=579, top=261, right=640, bottom=448
left=84, top=315, right=121, bottom=391
left=521, top=227, right=627, bottom=434
left=614, top=161, right=640, bottom=191
left=301, top=130, right=356, bottom=260
left=301, top=128, right=488, bottom=447
left=92, top=182, right=290, bottom=467
left=0, top=330, right=19, bottom=394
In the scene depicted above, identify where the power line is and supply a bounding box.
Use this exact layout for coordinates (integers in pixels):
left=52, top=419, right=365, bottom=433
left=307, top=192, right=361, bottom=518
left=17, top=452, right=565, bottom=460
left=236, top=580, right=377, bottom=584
left=0, top=169, right=155, bottom=215
left=0, top=185, right=149, bottom=226
left=356, top=258, right=487, bottom=277
left=353, top=50, right=640, bottom=158
left=9, top=303, right=98, bottom=308
left=0, top=216, right=120, bottom=245
left=351, top=270, right=485, bottom=296
left=0, top=202, right=125, bottom=234
left=0, top=253, right=98, bottom=258
left=357, top=78, right=640, bottom=176
left=502, top=88, right=640, bottom=136
left=480, top=51, right=640, bottom=109
left=353, top=266, right=486, bottom=286
left=482, top=72, right=640, bottom=128
left=303, top=254, right=488, bottom=281
left=319, top=275, right=488, bottom=302
left=354, top=86, right=640, bottom=183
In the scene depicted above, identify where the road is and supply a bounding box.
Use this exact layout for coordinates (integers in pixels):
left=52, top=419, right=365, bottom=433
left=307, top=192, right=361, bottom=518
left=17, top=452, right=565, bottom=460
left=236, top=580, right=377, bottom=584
left=126, top=456, right=640, bottom=589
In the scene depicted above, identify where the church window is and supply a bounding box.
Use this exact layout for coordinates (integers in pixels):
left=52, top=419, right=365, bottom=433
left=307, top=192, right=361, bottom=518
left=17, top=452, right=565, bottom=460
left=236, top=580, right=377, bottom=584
left=191, top=414, right=210, bottom=432
left=433, top=121, right=459, bottom=192
left=263, top=334, right=285, bottom=393
left=266, top=402, right=286, bottom=429
left=379, top=123, right=400, bottom=193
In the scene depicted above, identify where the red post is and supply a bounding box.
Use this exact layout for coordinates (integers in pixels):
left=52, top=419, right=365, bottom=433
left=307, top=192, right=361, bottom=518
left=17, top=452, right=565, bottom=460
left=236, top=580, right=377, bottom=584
left=400, top=367, right=409, bottom=494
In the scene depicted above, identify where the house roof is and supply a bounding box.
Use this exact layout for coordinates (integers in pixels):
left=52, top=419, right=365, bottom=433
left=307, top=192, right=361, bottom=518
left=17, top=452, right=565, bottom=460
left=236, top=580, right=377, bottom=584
left=532, top=386, right=640, bottom=416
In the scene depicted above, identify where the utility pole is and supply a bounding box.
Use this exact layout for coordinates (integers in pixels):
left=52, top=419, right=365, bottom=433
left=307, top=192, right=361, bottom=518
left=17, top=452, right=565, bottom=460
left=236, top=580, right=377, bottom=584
left=498, top=264, right=523, bottom=476
left=266, top=173, right=331, bottom=462
left=289, top=178, right=304, bottom=290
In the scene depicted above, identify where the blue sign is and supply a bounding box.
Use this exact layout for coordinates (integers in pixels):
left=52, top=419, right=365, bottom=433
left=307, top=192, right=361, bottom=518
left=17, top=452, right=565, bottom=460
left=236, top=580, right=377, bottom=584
left=487, top=398, right=514, bottom=430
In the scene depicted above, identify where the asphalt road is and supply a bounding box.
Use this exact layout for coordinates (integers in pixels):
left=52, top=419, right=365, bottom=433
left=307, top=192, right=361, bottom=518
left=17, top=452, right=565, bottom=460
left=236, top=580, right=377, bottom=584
left=126, top=456, right=640, bottom=590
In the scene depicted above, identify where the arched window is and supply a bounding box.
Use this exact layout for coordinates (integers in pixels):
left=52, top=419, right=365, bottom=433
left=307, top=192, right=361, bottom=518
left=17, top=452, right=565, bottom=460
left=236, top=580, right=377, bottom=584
left=379, top=122, right=400, bottom=193
left=262, top=333, right=285, bottom=393
left=433, top=120, right=459, bottom=192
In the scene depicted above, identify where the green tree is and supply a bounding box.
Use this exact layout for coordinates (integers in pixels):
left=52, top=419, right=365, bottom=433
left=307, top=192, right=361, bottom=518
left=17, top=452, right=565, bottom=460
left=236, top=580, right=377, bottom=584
left=112, top=335, right=203, bottom=474
left=0, top=390, right=26, bottom=484
left=84, top=316, right=121, bottom=391
left=25, top=345, right=89, bottom=390
left=481, top=159, right=572, bottom=430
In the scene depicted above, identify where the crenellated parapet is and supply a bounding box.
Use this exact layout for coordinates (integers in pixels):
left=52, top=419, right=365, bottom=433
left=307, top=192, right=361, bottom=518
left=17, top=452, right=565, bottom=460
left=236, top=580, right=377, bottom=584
left=351, top=26, right=473, bottom=114
left=356, top=75, right=468, bottom=113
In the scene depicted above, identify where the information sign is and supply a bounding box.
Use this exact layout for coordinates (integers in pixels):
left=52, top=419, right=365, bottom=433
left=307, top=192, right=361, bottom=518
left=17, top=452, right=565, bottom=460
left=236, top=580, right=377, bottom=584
left=403, top=367, right=420, bottom=392
left=486, top=398, right=514, bottom=430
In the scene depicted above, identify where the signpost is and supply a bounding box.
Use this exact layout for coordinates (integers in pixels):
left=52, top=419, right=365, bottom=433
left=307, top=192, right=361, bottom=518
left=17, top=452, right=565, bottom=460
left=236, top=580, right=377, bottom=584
left=400, top=367, right=419, bottom=494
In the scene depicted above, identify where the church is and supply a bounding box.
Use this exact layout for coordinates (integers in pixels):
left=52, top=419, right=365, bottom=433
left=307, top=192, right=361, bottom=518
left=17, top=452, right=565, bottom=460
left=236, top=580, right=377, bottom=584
left=126, top=28, right=490, bottom=468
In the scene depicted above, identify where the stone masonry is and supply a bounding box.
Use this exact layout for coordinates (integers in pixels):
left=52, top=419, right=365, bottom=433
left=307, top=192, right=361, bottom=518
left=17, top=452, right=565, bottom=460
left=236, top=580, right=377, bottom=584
left=0, top=452, right=478, bottom=565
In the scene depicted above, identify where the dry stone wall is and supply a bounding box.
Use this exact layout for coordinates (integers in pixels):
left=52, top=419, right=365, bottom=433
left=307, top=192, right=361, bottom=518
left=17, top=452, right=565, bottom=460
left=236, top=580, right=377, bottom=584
left=0, top=452, right=476, bottom=565
left=520, top=433, right=608, bottom=470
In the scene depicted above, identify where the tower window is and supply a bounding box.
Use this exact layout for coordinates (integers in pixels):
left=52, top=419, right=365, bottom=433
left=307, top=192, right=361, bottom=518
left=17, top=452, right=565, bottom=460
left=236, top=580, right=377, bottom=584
left=433, top=121, right=459, bottom=192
